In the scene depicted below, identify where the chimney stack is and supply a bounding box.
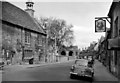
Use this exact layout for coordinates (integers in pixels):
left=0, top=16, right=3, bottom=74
left=25, top=0, right=35, bottom=17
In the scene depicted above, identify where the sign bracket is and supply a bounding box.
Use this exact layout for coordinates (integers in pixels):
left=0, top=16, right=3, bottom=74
left=95, top=17, right=111, bottom=24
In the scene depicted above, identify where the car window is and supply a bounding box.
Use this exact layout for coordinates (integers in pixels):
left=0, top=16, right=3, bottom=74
left=88, top=61, right=93, bottom=67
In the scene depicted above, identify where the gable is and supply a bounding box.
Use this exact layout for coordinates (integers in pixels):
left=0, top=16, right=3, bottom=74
left=1, top=1, right=46, bottom=35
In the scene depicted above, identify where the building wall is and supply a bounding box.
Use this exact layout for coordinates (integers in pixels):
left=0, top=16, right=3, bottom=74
left=0, top=20, right=2, bottom=58
left=42, top=35, right=46, bottom=62
left=118, top=51, right=120, bottom=81
left=117, top=2, right=120, bottom=80
left=23, top=29, right=44, bottom=63
left=30, top=32, right=37, bottom=62
left=111, top=4, right=119, bottom=38
left=109, top=2, right=120, bottom=78
left=2, top=21, right=22, bottom=64
left=2, top=21, right=45, bottom=64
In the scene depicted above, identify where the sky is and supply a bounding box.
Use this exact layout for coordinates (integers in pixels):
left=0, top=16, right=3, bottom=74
left=5, top=0, right=113, bottom=49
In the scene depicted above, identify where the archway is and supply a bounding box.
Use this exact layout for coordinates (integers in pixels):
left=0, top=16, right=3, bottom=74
left=61, top=51, right=66, bottom=56
left=69, top=51, right=73, bottom=56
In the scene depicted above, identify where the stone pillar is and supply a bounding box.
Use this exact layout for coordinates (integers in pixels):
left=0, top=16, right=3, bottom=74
left=66, top=51, right=69, bottom=60
left=73, top=51, right=76, bottom=59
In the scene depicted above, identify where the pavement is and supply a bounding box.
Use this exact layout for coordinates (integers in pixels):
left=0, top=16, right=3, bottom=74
left=94, top=60, right=118, bottom=81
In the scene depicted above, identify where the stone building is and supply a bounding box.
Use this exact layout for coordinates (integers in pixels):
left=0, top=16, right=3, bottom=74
left=0, top=1, right=46, bottom=64
left=59, top=45, right=78, bottom=61
left=107, top=0, right=120, bottom=80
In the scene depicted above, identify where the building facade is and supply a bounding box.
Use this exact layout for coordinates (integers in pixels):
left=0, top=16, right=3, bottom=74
left=107, top=0, right=120, bottom=80
left=0, top=1, right=46, bottom=64
left=59, top=45, right=78, bottom=61
left=97, top=1, right=120, bottom=80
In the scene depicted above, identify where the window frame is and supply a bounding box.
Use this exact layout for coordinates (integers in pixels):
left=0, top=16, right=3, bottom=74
left=25, top=31, right=31, bottom=44
left=37, top=35, right=42, bottom=46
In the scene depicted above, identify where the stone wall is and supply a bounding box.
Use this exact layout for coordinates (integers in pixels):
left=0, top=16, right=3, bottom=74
left=2, top=22, right=22, bottom=64
left=108, top=2, right=120, bottom=80
left=0, top=20, right=2, bottom=58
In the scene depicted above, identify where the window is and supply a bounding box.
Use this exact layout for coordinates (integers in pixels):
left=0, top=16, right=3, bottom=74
left=25, top=31, right=31, bottom=44
left=38, top=35, right=42, bottom=46
left=114, top=17, right=118, bottom=38
left=119, top=29, right=120, bottom=36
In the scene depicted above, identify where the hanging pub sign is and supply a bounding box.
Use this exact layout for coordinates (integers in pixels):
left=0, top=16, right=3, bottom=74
left=95, top=19, right=106, bottom=32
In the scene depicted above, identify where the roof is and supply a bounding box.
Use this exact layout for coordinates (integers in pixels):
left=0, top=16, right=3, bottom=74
left=108, top=0, right=120, bottom=17
left=1, top=1, right=46, bottom=35
left=33, top=18, right=47, bottom=34
left=66, top=45, right=78, bottom=50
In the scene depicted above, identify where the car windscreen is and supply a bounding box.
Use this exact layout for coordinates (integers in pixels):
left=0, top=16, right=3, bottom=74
left=75, top=60, right=88, bottom=66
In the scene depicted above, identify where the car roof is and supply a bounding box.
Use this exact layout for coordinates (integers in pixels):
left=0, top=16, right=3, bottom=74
left=75, top=59, right=88, bottom=61
left=75, top=59, right=88, bottom=63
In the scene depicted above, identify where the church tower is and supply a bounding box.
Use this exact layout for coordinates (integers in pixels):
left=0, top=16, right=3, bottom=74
left=25, top=0, right=35, bottom=17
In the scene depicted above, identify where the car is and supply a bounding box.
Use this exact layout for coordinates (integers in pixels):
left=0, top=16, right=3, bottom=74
left=88, top=57, right=94, bottom=67
left=88, top=56, right=92, bottom=61
left=70, top=59, right=94, bottom=80
left=0, top=58, right=4, bottom=70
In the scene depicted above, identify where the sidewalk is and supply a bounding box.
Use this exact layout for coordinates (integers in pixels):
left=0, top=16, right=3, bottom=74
left=94, top=59, right=118, bottom=81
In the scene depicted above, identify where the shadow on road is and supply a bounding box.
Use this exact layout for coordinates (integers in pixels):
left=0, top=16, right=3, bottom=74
left=70, top=75, right=94, bottom=82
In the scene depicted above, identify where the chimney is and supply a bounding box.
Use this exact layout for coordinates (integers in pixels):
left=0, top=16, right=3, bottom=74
left=25, top=0, right=35, bottom=17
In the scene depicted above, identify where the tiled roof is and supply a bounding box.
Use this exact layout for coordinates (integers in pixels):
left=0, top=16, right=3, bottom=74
left=1, top=1, right=46, bottom=35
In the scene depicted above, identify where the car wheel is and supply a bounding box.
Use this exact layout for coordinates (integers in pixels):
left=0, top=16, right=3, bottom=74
left=90, top=77, right=94, bottom=82
left=92, top=73, right=94, bottom=77
left=70, top=74, right=74, bottom=79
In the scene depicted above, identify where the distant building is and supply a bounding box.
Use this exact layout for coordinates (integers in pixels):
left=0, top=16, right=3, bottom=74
left=94, top=42, right=99, bottom=51
left=59, top=45, right=78, bottom=61
left=0, top=1, right=46, bottom=64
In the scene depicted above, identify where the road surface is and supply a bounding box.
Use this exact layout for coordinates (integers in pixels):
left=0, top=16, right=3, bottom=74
left=2, top=60, right=118, bottom=83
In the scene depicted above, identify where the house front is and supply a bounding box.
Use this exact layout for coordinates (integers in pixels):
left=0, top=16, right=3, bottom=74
left=0, top=1, right=46, bottom=64
left=107, top=0, right=120, bottom=80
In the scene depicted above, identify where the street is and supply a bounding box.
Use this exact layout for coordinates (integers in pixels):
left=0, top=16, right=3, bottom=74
left=1, top=1, right=120, bottom=83
left=1, top=60, right=118, bottom=82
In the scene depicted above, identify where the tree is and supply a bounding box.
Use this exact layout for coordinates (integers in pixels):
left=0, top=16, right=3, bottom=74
left=36, top=16, right=74, bottom=52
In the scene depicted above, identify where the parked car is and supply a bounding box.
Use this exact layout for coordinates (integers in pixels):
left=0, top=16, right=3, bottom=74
left=88, top=56, right=94, bottom=67
left=70, top=59, right=94, bottom=80
left=0, top=58, right=4, bottom=70
left=29, top=58, right=34, bottom=64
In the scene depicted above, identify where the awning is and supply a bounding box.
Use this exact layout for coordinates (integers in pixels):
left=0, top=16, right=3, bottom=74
left=108, top=37, right=120, bottom=50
